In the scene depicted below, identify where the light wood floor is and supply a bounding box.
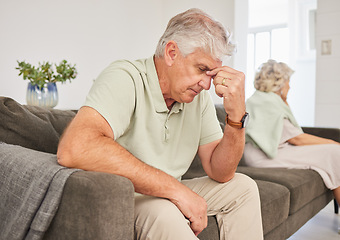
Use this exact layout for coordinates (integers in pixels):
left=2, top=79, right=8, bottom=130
left=287, top=201, right=340, bottom=240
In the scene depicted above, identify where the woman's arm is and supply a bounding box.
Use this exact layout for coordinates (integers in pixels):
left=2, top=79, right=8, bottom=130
left=288, top=133, right=340, bottom=146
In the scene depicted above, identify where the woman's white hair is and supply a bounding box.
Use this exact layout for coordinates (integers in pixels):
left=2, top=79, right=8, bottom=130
left=155, top=8, right=235, bottom=61
left=254, top=59, right=294, bottom=92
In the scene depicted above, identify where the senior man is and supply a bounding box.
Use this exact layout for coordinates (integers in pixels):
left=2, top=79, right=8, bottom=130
left=57, top=8, right=263, bottom=240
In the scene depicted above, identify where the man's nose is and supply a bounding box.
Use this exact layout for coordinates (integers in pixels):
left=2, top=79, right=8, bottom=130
left=198, top=76, right=211, bottom=90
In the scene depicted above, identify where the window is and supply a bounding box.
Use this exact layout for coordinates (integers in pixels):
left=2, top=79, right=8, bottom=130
left=246, top=25, right=289, bottom=98
left=246, top=0, right=289, bottom=99
left=244, top=0, right=317, bottom=126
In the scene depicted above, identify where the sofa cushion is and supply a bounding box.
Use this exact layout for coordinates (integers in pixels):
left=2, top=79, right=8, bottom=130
left=0, top=97, right=76, bottom=154
left=236, top=167, right=329, bottom=215
left=214, top=104, right=227, bottom=131
left=302, top=127, right=340, bottom=142
left=45, top=171, right=135, bottom=240
left=182, top=154, right=206, bottom=180
left=197, top=216, right=219, bottom=240
left=198, top=180, right=291, bottom=238
left=255, top=179, right=290, bottom=235
left=183, top=157, right=290, bottom=236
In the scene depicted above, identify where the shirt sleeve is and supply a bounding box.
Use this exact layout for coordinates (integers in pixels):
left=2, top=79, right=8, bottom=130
left=84, top=62, right=136, bottom=140
left=279, top=118, right=304, bottom=144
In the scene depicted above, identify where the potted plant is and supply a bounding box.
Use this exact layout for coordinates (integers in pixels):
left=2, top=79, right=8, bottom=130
left=16, top=60, right=77, bottom=108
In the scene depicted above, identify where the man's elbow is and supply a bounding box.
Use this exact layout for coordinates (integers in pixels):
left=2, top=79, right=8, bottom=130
left=211, top=172, right=236, bottom=183
left=57, top=144, right=76, bottom=168
left=220, top=172, right=236, bottom=183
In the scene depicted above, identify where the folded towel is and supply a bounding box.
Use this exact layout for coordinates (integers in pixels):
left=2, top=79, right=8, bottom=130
left=245, top=90, right=302, bottom=158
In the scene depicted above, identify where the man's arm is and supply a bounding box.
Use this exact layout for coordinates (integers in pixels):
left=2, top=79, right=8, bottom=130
left=57, top=106, right=208, bottom=235
left=198, top=126, right=244, bottom=183
left=199, top=66, right=246, bottom=183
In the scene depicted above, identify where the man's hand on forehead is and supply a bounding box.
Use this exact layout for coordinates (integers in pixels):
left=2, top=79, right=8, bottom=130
left=205, top=65, right=246, bottom=120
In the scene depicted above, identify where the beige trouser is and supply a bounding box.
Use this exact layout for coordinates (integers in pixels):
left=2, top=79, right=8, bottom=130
left=134, top=173, right=263, bottom=240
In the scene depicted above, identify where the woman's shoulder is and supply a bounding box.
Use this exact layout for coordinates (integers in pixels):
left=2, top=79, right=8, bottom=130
left=246, top=91, right=281, bottom=109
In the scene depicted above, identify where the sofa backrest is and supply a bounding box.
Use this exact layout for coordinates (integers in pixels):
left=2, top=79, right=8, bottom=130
left=0, top=97, right=76, bottom=154
left=0, top=97, right=244, bottom=173
left=214, top=104, right=227, bottom=131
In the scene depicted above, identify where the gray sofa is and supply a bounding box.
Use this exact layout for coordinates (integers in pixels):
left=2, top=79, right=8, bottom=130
left=0, top=96, right=338, bottom=240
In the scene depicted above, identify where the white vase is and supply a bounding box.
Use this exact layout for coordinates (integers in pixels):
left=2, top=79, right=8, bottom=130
left=26, top=82, right=58, bottom=108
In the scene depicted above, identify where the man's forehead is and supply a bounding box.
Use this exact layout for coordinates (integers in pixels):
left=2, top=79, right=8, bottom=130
left=196, top=58, right=222, bottom=70
left=188, top=49, right=222, bottom=69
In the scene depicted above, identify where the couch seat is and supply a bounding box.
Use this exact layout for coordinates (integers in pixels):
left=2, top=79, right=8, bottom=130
left=255, top=180, right=290, bottom=235
left=236, top=167, right=329, bottom=214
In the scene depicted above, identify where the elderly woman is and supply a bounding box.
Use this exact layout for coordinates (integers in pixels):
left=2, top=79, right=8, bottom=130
left=244, top=59, right=340, bottom=204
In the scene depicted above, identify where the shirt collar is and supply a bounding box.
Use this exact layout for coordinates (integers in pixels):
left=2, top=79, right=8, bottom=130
left=145, top=56, right=183, bottom=114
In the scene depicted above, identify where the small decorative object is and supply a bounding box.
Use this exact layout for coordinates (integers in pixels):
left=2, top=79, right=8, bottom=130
left=26, top=82, right=59, bottom=108
left=16, top=60, right=77, bottom=108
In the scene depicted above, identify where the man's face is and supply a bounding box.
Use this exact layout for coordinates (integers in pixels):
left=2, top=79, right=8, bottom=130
left=167, top=49, right=222, bottom=103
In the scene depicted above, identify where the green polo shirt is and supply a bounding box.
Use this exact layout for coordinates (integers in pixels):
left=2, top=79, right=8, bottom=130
left=84, top=56, right=222, bottom=180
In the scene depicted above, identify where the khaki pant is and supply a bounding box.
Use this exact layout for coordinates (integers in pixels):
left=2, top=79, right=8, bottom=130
left=134, top=173, right=263, bottom=240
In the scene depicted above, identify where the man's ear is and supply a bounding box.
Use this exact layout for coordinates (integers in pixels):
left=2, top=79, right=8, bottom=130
left=164, top=41, right=179, bottom=66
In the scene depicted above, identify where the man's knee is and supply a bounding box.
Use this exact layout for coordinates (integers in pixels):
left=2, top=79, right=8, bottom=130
left=233, top=173, right=260, bottom=200
left=135, top=197, right=196, bottom=240
left=136, top=197, right=184, bottom=224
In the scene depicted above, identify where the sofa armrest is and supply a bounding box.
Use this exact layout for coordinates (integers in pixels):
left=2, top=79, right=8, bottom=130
left=302, top=126, right=340, bottom=143
left=44, top=171, right=135, bottom=240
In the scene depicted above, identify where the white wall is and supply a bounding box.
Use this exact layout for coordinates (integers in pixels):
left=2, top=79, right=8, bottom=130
left=287, top=0, right=317, bottom=127
left=0, top=0, right=163, bottom=110
left=3, top=0, right=329, bottom=127
left=233, top=0, right=248, bottom=83
left=0, top=0, right=234, bottom=109
left=315, top=0, right=340, bottom=127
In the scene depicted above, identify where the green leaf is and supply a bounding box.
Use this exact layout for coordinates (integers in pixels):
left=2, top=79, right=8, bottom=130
left=16, top=59, right=77, bottom=85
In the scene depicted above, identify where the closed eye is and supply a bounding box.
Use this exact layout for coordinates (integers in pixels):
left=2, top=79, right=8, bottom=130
left=198, top=66, right=210, bottom=72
